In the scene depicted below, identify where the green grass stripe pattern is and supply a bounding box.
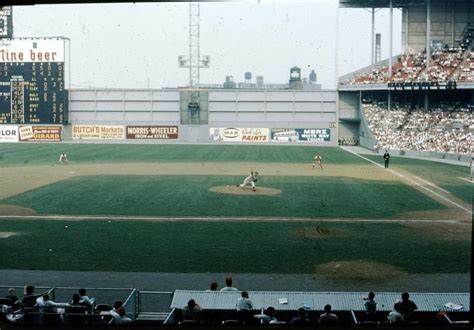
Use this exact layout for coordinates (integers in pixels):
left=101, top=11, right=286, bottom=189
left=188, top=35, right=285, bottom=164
left=0, top=220, right=469, bottom=273
left=4, top=175, right=445, bottom=218
left=0, top=144, right=366, bottom=166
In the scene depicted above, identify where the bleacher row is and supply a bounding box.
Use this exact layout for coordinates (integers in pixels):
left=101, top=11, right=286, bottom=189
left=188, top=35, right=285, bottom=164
left=362, top=101, right=471, bottom=155
left=0, top=285, right=470, bottom=327
left=341, top=24, right=474, bottom=86
left=0, top=286, right=135, bottom=326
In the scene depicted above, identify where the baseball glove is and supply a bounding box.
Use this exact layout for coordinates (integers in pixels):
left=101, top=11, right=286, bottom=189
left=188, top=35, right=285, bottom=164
left=253, top=179, right=258, bottom=183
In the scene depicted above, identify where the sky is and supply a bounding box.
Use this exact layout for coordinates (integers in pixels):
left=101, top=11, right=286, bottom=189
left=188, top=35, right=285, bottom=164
left=12, top=1, right=402, bottom=89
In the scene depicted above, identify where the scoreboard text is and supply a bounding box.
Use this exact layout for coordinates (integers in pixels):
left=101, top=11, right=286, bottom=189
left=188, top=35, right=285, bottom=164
left=0, top=62, right=68, bottom=124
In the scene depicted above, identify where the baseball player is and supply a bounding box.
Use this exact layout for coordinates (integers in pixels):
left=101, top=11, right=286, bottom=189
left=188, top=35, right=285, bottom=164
left=58, top=152, right=68, bottom=165
left=312, top=154, right=323, bottom=170
left=237, top=171, right=259, bottom=191
left=470, top=159, right=473, bottom=181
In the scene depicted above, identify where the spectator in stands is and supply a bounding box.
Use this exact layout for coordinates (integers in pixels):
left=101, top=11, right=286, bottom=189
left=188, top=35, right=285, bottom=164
left=362, top=101, right=470, bottom=155
left=290, top=307, right=312, bottom=325
left=36, top=293, right=70, bottom=314
left=21, top=285, right=48, bottom=307
left=400, top=292, right=418, bottom=323
left=317, top=304, right=339, bottom=325
left=78, top=288, right=94, bottom=311
left=5, top=288, right=18, bottom=303
left=236, top=291, right=253, bottom=324
left=69, top=294, right=82, bottom=307
left=78, top=288, right=94, bottom=305
left=220, top=276, right=238, bottom=291
left=387, top=302, right=403, bottom=324
left=236, top=291, right=253, bottom=311
left=182, top=299, right=203, bottom=323
left=206, top=281, right=218, bottom=292
left=254, top=306, right=285, bottom=324
left=110, top=306, right=132, bottom=324
left=363, top=291, right=377, bottom=321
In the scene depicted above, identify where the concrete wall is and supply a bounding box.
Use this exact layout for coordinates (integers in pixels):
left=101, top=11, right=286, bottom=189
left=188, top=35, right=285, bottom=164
left=68, top=88, right=338, bottom=144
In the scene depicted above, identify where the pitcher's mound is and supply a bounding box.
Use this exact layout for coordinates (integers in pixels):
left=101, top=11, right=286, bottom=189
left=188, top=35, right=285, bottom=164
left=210, top=186, right=282, bottom=196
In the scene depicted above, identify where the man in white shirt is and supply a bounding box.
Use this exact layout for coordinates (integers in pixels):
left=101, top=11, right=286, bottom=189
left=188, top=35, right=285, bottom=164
left=387, top=302, right=403, bottom=324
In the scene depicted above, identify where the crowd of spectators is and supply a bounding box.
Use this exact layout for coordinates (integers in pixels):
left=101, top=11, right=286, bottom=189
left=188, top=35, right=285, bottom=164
left=0, top=285, right=131, bottom=326
left=178, top=288, right=424, bottom=326
left=342, top=47, right=474, bottom=85
left=363, top=101, right=471, bottom=155
left=2, top=284, right=465, bottom=327
left=452, top=51, right=474, bottom=82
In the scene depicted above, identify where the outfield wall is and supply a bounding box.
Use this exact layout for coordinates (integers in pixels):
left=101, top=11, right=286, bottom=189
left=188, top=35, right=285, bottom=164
left=64, top=88, right=338, bottom=144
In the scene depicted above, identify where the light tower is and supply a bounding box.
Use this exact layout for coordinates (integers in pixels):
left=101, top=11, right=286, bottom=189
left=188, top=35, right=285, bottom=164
left=178, top=3, right=210, bottom=123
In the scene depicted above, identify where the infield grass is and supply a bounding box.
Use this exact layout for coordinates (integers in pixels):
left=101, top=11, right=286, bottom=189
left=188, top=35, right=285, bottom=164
left=0, top=220, right=469, bottom=274
left=4, top=175, right=445, bottom=218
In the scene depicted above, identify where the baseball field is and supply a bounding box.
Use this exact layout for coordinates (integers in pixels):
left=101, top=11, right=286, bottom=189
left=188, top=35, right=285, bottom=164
left=0, top=144, right=471, bottom=285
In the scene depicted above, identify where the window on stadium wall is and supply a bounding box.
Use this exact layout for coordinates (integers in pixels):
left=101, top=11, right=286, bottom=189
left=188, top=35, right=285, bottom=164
left=1, top=1, right=471, bottom=326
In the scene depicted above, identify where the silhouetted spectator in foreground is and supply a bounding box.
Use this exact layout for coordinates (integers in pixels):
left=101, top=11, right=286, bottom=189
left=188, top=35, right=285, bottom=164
left=78, top=288, right=95, bottom=306
left=254, top=306, right=285, bottom=324
left=387, top=302, right=403, bottom=324
left=236, top=291, right=253, bottom=324
left=6, top=288, right=18, bottom=303
left=291, top=307, right=312, bottom=325
left=400, top=292, right=418, bottom=323
left=220, top=276, right=238, bottom=291
left=36, top=293, right=69, bottom=314
left=69, top=294, right=81, bottom=307
left=364, top=291, right=377, bottom=321
left=206, top=281, right=218, bottom=292
left=317, top=304, right=339, bottom=325
left=182, top=299, right=203, bottom=323
left=110, top=306, right=132, bottom=324
left=21, top=286, right=48, bottom=308
left=236, top=291, right=253, bottom=311
left=77, top=288, right=94, bottom=312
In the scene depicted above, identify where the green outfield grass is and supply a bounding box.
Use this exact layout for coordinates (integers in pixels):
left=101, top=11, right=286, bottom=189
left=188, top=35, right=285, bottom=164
left=4, top=175, right=445, bottom=218
left=365, top=155, right=472, bottom=204
left=0, top=220, right=469, bottom=274
left=0, top=143, right=367, bottom=166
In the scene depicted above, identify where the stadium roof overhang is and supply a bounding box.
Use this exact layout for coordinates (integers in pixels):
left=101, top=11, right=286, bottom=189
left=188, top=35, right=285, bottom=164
left=339, top=0, right=426, bottom=8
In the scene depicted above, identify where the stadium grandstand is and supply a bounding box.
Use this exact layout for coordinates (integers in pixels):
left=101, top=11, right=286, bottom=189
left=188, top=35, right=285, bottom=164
left=0, top=0, right=472, bottom=329
left=338, top=0, right=473, bottom=160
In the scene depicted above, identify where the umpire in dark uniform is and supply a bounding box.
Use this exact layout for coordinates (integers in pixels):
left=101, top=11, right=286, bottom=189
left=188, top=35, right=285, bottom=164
left=383, top=150, right=390, bottom=169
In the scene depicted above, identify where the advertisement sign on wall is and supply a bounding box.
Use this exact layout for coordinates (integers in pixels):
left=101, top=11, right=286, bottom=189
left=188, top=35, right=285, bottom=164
left=0, top=125, right=18, bottom=142
left=19, top=126, right=62, bottom=142
left=72, top=125, right=125, bottom=140
left=209, top=128, right=269, bottom=142
left=0, top=38, right=65, bottom=62
left=271, top=128, right=331, bottom=142
left=126, top=126, right=178, bottom=139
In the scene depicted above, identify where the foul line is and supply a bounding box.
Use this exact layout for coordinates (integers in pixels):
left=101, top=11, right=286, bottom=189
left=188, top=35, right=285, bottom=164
left=341, top=147, right=472, bottom=215
left=0, top=214, right=462, bottom=224
left=458, top=177, right=473, bottom=184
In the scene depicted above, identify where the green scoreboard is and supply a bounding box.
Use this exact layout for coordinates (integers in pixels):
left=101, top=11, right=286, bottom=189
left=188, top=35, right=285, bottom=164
left=0, top=38, right=68, bottom=124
